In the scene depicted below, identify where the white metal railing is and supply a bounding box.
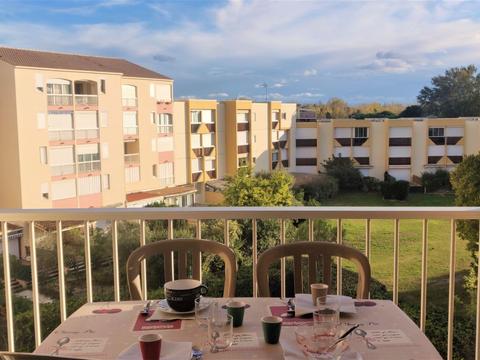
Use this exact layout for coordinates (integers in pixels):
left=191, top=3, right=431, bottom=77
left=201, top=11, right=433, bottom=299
left=75, top=95, right=98, bottom=106
left=123, top=126, right=139, bottom=136
left=48, top=130, right=74, bottom=142
left=47, top=95, right=73, bottom=106
left=50, top=164, right=75, bottom=176
left=75, top=129, right=99, bottom=140
left=122, top=98, right=137, bottom=107
left=159, top=176, right=175, bottom=187
left=77, top=160, right=101, bottom=173
left=1, top=206, right=480, bottom=358
left=124, top=153, right=140, bottom=164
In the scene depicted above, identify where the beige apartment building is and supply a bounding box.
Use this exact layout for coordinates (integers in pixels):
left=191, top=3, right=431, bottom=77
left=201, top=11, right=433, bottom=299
left=0, top=47, right=297, bottom=209
left=294, top=114, right=480, bottom=181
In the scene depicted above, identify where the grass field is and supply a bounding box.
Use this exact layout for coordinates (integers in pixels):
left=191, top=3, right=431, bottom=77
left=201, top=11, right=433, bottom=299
left=323, top=191, right=471, bottom=306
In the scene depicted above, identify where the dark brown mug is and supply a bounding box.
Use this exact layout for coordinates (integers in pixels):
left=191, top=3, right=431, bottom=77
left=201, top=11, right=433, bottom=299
left=164, top=279, right=208, bottom=312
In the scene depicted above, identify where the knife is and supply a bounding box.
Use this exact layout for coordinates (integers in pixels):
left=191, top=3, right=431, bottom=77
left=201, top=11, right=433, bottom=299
left=326, top=324, right=360, bottom=351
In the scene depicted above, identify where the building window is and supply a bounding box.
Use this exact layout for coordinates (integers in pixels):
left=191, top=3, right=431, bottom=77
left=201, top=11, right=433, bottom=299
left=41, top=183, right=49, bottom=199
left=429, top=127, right=445, bottom=137
left=102, top=174, right=110, bottom=190
left=158, top=113, right=173, bottom=133
left=238, top=157, right=248, bottom=167
left=272, top=151, right=279, bottom=162
left=152, top=164, right=158, bottom=177
left=100, top=79, right=106, bottom=94
left=252, top=157, right=256, bottom=164
left=354, top=127, right=368, bottom=138
left=191, top=111, right=201, bottom=124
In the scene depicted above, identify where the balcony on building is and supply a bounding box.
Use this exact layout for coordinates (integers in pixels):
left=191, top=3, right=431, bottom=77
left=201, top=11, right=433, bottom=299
left=124, top=140, right=140, bottom=166
left=122, top=84, right=138, bottom=110
left=74, top=80, right=98, bottom=108
left=47, top=79, right=73, bottom=109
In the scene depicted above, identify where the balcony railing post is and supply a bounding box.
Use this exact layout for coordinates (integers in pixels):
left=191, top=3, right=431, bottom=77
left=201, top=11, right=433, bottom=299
left=280, top=219, right=286, bottom=299
left=476, top=221, right=480, bottom=360
left=224, top=219, right=230, bottom=247
left=140, top=220, right=147, bottom=300
left=112, top=220, right=120, bottom=302
left=168, top=219, right=174, bottom=281
left=29, top=221, right=42, bottom=347
left=336, top=219, right=342, bottom=295
left=196, top=220, right=202, bottom=283
left=2, top=221, right=15, bottom=351
left=84, top=221, right=93, bottom=303
left=56, top=221, right=67, bottom=322
left=393, top=219, right=400, bottom=305
left=308, top=219, right=314, bottom=242
left=252, top=219, right=258, bottom=298
left=420, top=219, right=428, bottom=332
left=447, top=219, right=457, bottom=360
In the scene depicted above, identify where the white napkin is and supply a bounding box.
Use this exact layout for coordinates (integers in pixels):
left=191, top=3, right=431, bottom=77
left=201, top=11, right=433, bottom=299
left=146, top=307, right=195, bottom=321
left=117, top=339, right=192, bottom=360
left=294, top=294, right=356, bottom=317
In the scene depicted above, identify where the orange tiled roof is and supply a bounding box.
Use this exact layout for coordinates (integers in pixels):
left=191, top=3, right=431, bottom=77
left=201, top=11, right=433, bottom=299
left=127, top=184, right=196, bottom=203
left=0, top=46, right=171, bottom=80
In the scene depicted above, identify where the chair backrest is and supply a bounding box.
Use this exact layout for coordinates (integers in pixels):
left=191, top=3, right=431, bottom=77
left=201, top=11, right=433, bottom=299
left=256, top=241, right=371, bottom=298
left=126, top=238, right=237, bottom=300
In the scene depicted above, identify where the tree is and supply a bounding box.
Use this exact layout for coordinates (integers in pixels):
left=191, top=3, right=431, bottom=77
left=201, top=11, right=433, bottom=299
left=418, top=65, right=480, bottom=117
left=322, top=156, right=363, bottom=190
left=223, top=168, right=299, bottom=207
left=399, top=105, right=423, bottom=117
left=450, top=154, right=480, bottom=292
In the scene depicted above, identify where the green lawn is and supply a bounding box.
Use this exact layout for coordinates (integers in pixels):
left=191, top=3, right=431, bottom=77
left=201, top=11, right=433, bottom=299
left=323, top=191, right=470, bottom=306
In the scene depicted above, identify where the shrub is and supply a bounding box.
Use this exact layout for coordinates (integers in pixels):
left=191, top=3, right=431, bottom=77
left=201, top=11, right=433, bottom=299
left=301, top=175, right=339, bottom=201
left=381, top=180, right=409, bottom=200
left=391, top=180, right=410, bottom=200
left=421, top=169, right=451, bottom=192
left=363, top=176, right=381, bottom=192
left=322, top=156, right=363, bottom=190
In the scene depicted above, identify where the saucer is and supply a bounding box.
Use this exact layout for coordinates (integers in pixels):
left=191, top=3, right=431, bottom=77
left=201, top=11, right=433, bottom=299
left=156, top=299, right=211, bottom=315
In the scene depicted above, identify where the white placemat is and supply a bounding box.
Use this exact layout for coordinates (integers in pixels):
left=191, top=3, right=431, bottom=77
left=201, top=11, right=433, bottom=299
left=295, top=294, right=356, bottom=317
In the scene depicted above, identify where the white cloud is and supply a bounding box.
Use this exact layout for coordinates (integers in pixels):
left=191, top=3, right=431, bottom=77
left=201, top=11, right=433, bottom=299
left=208, top=92, right=229, bottom=97
left=303, top=69, right=318, bottom=76
left=361, top=51, right=413, bottom=73
left=291, top=92, right=323, bottom=98
left=177, top=95, right=197, bottom=99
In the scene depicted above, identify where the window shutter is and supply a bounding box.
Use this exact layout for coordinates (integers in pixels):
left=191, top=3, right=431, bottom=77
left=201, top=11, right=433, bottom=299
left=37, top=113, right=46, bottom=129
left=101, top=143, right=109, bottom=159
left=40, top=147, right=48, bottom=164
left=149, top=84, right=155, bottom=97
left=35, top=74, right=44, bottom=91
left=151, top=139, right=157, bottom=152
left=102, top=174, right=110, bottom=190
left=100, top=111, right=108, bottom=128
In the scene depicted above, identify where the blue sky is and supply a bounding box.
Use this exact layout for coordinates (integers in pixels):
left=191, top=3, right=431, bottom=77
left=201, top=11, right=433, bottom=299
left=1, top=0, right=480, bottom=104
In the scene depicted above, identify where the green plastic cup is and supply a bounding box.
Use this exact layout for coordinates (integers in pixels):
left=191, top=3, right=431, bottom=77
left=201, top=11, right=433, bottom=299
left=226, top=301, right=246, bottom=327
left=261, top=316, right=282, bottom=344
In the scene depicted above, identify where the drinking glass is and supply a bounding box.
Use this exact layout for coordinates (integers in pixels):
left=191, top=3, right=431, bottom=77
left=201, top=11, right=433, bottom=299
left=208, top=307, right=233, bottom=353
left=312, top=296, right=340, bottom=353
left=195, top=297, right=213, bottom=350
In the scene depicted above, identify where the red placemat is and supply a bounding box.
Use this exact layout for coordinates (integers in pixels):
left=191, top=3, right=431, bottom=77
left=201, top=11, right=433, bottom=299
left=269, top=306, right=313, bottom=327
left=132, top=311, right=182, bottom=331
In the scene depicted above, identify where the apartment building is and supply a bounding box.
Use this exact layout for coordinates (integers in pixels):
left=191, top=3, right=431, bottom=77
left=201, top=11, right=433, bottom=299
left=293, top=115, right=480, bottom=181
left=0, top=47, right=297, bottom=208
left=0, top=46, right=188, bottom=208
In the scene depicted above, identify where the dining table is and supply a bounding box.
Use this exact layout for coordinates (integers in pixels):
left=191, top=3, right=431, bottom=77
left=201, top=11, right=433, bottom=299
left=34, top=297, right=442, bottom=359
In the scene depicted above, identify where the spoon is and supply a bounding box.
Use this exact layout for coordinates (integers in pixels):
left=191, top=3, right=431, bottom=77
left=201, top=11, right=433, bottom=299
left=51, top=336, right=70, bottom=355
left=354, top=329, right=376, bottom=349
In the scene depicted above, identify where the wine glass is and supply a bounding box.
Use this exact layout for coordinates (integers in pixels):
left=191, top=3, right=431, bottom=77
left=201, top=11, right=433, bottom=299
left=208, top=306, right=233, bottom=353
left=311, top=296, right=340, bottom=354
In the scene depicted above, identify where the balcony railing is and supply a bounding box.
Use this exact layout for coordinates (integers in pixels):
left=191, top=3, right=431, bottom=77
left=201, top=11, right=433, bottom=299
left=47, top=95, right=73, bottom=106
left=122, top=98, right=137, bottom=107
left=77, top=160, right=101, bottom=173
left=48, top=130, right=74, bottom=142
left=123, top=126, right=139, bottom=136
left=76, top=129, right=99, bottom=140
left=157, top=125, right=173, bottom=134
left=159, top=176, right=175, bottom=187
left=50, top=164, right=75, bottom=176
left=1, top=207, right=480, bottom=358
left=75, top=95, right=98, bottom=106
left=124, top=153, right=140, bottom=164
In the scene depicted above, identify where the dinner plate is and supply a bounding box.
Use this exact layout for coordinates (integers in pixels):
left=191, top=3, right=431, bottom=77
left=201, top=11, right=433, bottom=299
left=156, top=298, right=211, bottom=315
